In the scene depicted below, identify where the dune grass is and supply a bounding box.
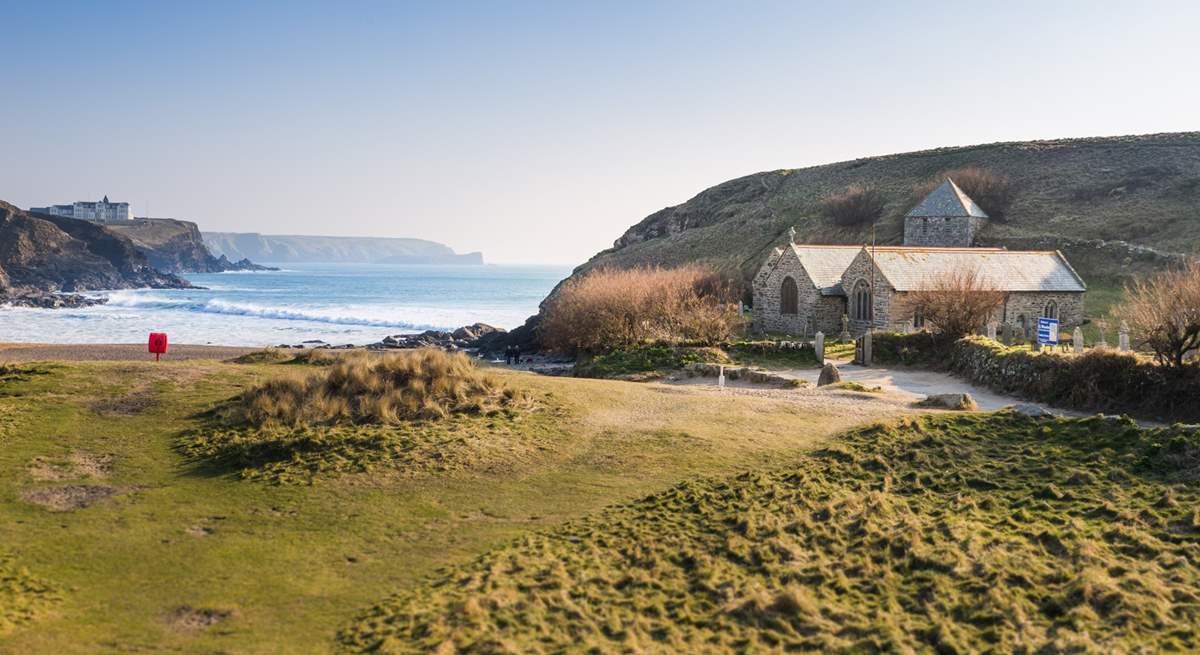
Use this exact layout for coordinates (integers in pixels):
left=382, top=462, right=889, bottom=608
left=1, top=357, right=874, bottom=653
left=183, top=350, right=542, bottom=483
left=339, top=412, right=1200, bottom=653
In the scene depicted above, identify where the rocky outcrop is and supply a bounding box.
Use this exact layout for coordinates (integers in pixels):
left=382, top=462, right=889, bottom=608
left=105, top=219, right=271, bottom=273
left=367, top=324, right=509, bottom=352
left=1, top=202, right=191, bottom=296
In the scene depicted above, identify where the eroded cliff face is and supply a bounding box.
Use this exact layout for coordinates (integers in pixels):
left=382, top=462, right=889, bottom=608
left=105, top=218, right=268, bottom=273
left=1, top=202, right=191, bottom=294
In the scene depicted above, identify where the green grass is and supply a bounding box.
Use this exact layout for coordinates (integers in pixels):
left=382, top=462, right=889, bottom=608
left=338, top=412, right=1200, bottom=653
left=723, top=340, right=821, bottom=369
left=0, top=357, right=867, bottom=653
left=574, top=343, right=730, bottom=378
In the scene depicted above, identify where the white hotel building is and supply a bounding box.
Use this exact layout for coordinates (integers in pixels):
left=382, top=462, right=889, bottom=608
left=30, top=196, right=131, bottom=223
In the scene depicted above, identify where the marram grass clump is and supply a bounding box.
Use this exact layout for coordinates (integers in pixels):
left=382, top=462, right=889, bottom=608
left=184, top=350, right=551, bottom=483
left=235, top=349, right=527, bottom=426
left=339, top=412, right=1200, bottom=653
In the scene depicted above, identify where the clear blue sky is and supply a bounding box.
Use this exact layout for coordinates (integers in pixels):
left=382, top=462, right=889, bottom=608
left=2, top=1, right=1197, bottom=264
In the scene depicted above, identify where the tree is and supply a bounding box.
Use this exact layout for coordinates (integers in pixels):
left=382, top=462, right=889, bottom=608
left=898, top=267, right=1007, bottom=340
left=821, top=185, right=886, bottom=226
left=1115, top=261, right=1200, bottom=368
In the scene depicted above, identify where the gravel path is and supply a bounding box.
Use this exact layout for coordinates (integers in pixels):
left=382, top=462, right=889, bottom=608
left=0, top=343, right=261, bottom=363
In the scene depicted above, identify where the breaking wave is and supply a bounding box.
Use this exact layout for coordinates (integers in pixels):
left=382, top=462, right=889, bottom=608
left=104, top=292, right=430, bottom=329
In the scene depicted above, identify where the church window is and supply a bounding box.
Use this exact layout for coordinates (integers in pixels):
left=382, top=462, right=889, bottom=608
left=780, top=277, right=798, bottom=315
left=852, top=280, right=872, bottom=322
left=1043, top=301, right=1058, bottom=320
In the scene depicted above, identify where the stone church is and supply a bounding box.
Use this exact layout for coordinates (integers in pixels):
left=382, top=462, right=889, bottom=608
left=752, top=178, right=1086, bottom=337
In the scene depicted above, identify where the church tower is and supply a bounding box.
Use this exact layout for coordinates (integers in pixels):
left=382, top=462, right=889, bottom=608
left=903, top=178, right=988, bottom=247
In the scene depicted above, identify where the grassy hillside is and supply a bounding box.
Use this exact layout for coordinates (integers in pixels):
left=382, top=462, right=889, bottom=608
left=0, top=356, right=891, bottom=653
left=341, top=412, right=1200, bottom=653
left=572, top=133, right=1200, bottom=304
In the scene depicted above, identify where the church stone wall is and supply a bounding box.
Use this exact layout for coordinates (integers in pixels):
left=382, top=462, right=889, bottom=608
left=903, top=215, right=984, bottom=247
left=752, top=252, right=820, bottom=336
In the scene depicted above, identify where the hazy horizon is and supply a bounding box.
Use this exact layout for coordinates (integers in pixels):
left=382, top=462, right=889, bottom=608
left=3, top=1, right=1197, bottom=264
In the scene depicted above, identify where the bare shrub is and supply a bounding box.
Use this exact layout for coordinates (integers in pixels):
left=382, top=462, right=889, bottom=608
left=540, top=265, right=739, bottom=354
left=231, top=349, right=526, bottom=427
left=913, top=167, right=1014, bottom=220
left=898, top=267, right=1007, bottom=339
left=1115, top=261, right=1200, bottom=368
left=821, top=185, right=886, bottom=226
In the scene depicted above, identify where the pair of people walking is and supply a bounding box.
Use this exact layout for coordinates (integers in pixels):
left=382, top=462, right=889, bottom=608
left=504, top=344, right=522, bottom=365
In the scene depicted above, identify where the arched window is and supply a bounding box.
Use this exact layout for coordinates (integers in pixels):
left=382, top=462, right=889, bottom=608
left=1043, top=301, right=1058, bottom=320
left=852, top=280, right=872, bottom=322
left=913, top=307, right=925, bottom=330
left=780, top=277, right=798, bottom=315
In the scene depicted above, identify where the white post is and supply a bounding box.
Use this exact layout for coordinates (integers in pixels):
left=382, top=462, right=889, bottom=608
left=1119, top=321, right=1130, bottom=352
left=718, top=365, right=726, bottom=389
left=1072, top=327, right=1083, bottom=354
left=986, top=322, right=997, bottom=341
left=814, top=331, right=825, bottom=365
left=862, top=331, right=873, bottom=366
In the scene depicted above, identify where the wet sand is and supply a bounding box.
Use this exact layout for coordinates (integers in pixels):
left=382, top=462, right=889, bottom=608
left=0, top=343, right=261, bottom=363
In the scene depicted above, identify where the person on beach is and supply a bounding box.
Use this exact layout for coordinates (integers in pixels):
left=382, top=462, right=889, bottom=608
left=512, top=344, right=521, bottom=364
left=504, top=345, right=514, bottom=365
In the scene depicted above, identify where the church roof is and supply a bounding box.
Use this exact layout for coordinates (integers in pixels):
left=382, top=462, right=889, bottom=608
left=865, top=247, right=1085, bottom=292
left=787, top=244, right=862, bottom=294
left=906, top=179, right=988, bottom=219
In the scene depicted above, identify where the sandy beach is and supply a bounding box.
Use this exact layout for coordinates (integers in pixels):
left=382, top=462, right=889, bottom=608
left=0, top=343, right=261, bottom=363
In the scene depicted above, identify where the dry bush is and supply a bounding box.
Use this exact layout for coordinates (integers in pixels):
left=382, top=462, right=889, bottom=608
left=898, top=267, right=1007, bottom=339
left=914, top=167, right=1014, bottom=220
left=821, top=185, right=886, bottom=226
left=1115, top=261, right=1200, bottom=367
left=232, top=349, right=524, bottom=427
left=540, top=265, right=739, bottom=354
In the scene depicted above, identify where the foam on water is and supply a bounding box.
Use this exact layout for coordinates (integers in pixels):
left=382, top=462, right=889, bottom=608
left=0, top=263, right=568, bottom=347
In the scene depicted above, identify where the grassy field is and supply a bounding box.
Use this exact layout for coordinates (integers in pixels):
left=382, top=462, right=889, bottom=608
left=5, top=355, right=1197, bottom=653
left=341, top=413, right=1200, bottom=653
left=0, top=356, right=887, bottom=653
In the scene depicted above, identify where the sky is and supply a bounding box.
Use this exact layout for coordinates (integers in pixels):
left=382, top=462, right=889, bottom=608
left=1, top=1, right=1197, bottom=265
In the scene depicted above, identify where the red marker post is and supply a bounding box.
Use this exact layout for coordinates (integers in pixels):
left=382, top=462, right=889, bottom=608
left=148, top=332, right=169, bottom=361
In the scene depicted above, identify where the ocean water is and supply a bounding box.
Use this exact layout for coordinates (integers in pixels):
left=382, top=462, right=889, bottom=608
left=0, top=264, right=571, bottom=346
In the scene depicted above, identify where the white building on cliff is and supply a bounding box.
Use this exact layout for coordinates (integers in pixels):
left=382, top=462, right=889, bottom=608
left=30, top=196, right=131, bottom=223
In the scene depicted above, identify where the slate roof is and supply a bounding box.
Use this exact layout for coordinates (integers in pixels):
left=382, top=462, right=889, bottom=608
left=787, top=244, right=862, bottom=295
left=865, top=247, right=1086, bottom=292
left=906, top=179, right=989, bottom=219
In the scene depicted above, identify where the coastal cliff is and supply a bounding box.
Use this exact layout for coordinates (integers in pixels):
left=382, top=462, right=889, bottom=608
left=0, top=201, right=190, bottom=303
left=203, top=232, right=483, bottom=265
left=106, top=218, right=269, bottom=273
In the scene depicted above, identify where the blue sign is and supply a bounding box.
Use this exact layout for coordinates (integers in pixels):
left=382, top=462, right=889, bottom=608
left=1037, top=317, right=1059, bottom=346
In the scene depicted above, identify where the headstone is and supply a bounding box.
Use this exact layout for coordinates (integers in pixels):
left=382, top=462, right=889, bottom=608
left=986, top=322, right=997, bottom=341
left=814, top=331, right=825, bottom=365
left=1001, top=322, right=1012, bottom=345
left=1072, top=327, right=1083, bottom=354
left=1096, top=320, right=1108, bottom=348
left=839, top=314, right=851, bottom=342
left=817, top=362, right=840, bottom=386
left=862, top=331, right=873, bottom=366
left=1119, top=321, right=1130, bottom=352
left=902, top=319, right=914, bottom=335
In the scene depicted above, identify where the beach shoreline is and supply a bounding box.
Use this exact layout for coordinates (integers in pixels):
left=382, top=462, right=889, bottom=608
left=0, top=342, right=263, bottom=362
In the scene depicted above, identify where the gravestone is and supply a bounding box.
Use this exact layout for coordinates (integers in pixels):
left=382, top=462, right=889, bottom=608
left=986, top=322, right=997, bottom=341
left=1096, top=320, right=1109, bottom=349
left=1119, top=321, right=1130, bottom=352
left=862, top=331, right=873, bottom=366
left=814, top=331, right=825, bottom=365
left=839, top=314, right=851, bottom=342
left=1073, top=327, right=1083, bottom=354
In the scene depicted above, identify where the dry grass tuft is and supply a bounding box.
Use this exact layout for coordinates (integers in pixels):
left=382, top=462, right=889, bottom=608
left=231, top=349, right=526, bottom=428
left=821, top=184, right=887, bottom=226
left=541, top=265, right=740, bottom=354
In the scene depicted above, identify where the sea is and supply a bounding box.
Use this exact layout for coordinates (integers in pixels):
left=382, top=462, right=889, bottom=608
left=0, top=263, right=572, bottom=347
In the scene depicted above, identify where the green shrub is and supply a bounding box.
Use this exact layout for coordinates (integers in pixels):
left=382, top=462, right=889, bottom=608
left=574, top=343, right=730, bottom=378
left=723, top=340, right=820, bottom=367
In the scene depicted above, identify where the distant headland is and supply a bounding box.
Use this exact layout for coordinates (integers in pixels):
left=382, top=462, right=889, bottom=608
left=203, top=232, right=484, bottom=265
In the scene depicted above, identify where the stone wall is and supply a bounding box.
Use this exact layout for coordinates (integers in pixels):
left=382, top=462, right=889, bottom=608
left=902, top=215, right=984, bottom=247
left=840, top=253, right=899, bottom=334
left=999, top=291, right=1085, bottom=337
left=752, top=250, right=822, bottom=336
